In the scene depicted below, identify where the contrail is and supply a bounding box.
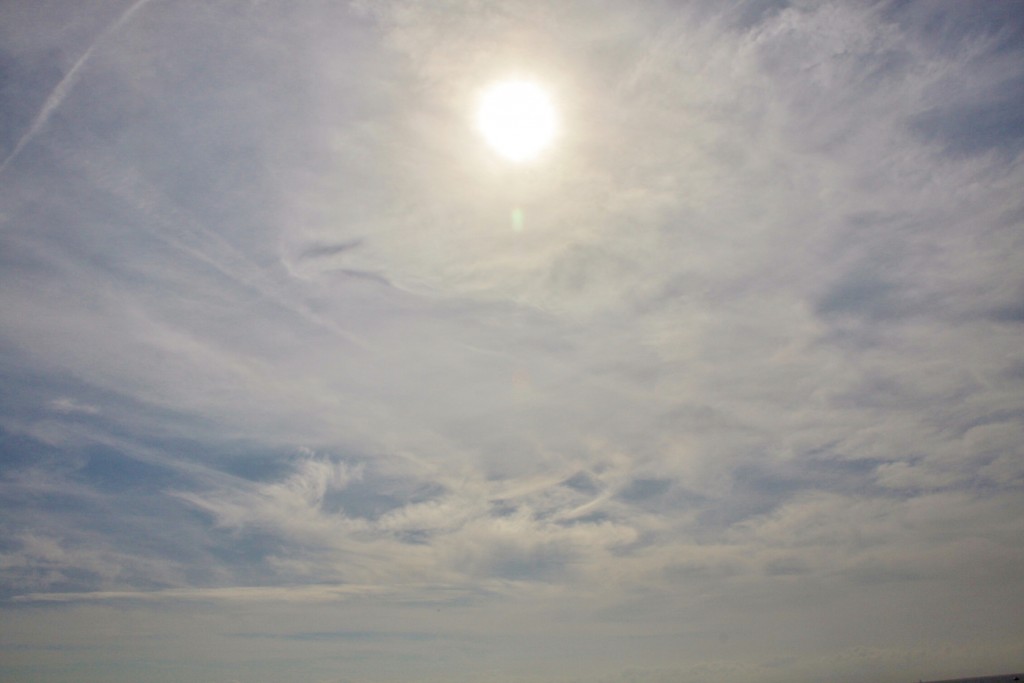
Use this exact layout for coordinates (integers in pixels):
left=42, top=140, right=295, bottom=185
left=0, top=0, right=156, bottom=177
left=58, top=143, right=373, bottom=352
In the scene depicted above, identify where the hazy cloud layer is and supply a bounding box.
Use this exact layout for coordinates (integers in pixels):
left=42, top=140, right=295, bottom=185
left=1, top=1, right=1022, bottom=682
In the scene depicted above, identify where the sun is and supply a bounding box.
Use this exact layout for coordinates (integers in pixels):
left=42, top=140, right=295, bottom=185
left=476, top=80, right=557, bottom=163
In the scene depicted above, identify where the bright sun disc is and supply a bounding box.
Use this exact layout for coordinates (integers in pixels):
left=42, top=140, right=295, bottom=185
left=477, top=80, right=557, bottom=162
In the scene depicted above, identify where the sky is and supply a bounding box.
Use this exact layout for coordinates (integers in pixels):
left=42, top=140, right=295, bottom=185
left=1, top=1, right=1023, bottom=682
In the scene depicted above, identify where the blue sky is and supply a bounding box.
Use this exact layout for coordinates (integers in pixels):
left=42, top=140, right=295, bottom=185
left=1, top=1, right=1023, bottom=682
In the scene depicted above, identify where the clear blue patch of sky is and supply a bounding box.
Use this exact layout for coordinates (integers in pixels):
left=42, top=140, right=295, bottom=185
left=910, top=74, right=1024, bottom=160
left=882, top=0, right=1024, bottom=55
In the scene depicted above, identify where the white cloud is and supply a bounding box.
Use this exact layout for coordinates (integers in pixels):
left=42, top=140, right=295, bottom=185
left=48, top=397, right=101, bottom=415
left=1, top=1, right=1022, bottom=681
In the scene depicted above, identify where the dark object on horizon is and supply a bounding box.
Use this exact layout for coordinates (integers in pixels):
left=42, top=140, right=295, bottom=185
left=918, top=675, right=1024, bottom=683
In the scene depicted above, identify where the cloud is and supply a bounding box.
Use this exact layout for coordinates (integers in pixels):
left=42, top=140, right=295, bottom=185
left=47, top=397, right=101, bottom=415
left=12, top=582, right=396, bottom=605
left=1, top=1, right=1023, bottom=681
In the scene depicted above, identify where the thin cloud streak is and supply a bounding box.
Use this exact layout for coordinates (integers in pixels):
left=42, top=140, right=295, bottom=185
left=0, top=0, right=157, bottom=176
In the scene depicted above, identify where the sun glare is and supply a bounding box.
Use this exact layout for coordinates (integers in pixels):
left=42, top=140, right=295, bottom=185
left=476, top=80, right=557, bottom=163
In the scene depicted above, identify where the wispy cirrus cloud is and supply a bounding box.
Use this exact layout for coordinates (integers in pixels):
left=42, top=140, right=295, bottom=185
left=1, top=1, right=1022, bottom=682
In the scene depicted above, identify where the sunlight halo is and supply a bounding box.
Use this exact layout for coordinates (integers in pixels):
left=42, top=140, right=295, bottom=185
left=476, top=80, right=557, bottom=163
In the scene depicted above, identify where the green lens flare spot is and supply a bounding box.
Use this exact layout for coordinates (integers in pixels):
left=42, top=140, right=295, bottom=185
left=511, top=207, right=524, bottom=232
